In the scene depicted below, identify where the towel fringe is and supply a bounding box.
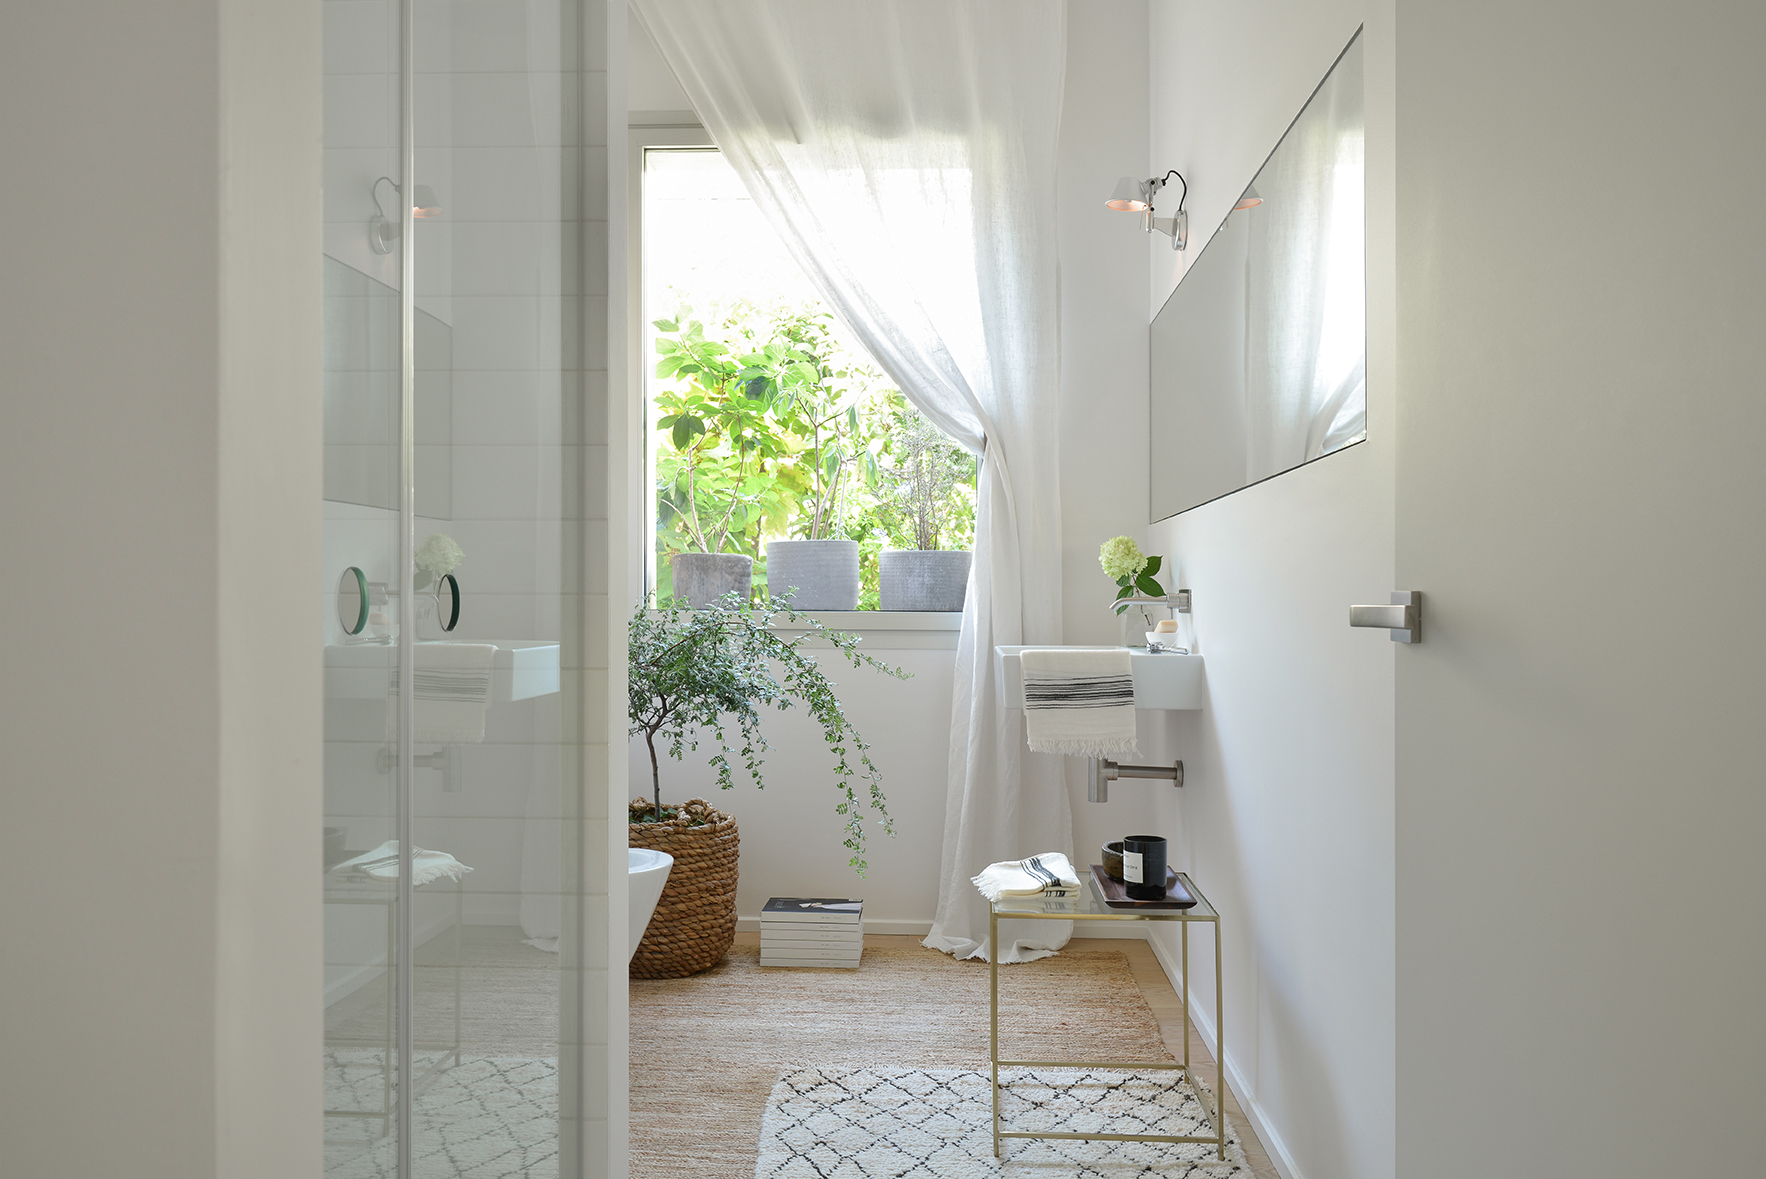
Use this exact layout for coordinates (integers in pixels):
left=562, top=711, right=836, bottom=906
left=1026, top=736, right=1139, bottom=759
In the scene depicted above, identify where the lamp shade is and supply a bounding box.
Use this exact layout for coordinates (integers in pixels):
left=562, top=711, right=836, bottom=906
left=1105, top=175, right=1151, bottom=212
left=1232, top=184, right=1262, bottom=211
left=413, top=183, right=441, bottom=218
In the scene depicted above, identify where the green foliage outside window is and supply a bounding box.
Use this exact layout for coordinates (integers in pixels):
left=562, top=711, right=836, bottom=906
left=652, top=302, right=975, bottom=606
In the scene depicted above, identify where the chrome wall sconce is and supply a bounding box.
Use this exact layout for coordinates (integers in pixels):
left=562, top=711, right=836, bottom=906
left=369, top=176, right=441, bottom=255
left=1106, top=169, right=1188, bottom=251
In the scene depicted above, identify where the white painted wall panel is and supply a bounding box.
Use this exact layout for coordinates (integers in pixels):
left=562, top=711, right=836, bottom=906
left=1393, top=3, right=1766, bottom=1174
left=1146, top=4, right=1395, bottom=1178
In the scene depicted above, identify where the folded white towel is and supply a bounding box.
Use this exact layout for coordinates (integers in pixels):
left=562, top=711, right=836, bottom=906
left=972, top=851, right=1082, bottom=902
left=331, top=840, right=474, bottom=887
left=386, top=642, right=496, bottom=745
left=1019, top=647, right=1138, bottom=758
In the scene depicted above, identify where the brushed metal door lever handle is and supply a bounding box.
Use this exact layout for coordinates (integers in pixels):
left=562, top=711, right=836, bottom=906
left=1350, top=591, right=1421, bottom=643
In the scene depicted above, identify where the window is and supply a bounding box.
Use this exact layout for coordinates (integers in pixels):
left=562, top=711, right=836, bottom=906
left=640, top=145, right=974, bottom=609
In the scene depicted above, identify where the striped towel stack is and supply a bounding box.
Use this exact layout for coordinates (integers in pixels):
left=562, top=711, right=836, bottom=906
left=1019, top=647, right=1138, bottom=758
left=972, top=852, right=1083, bottom=902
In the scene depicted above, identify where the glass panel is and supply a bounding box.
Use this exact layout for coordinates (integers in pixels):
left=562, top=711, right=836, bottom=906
left=322, top=0, right=406, bottom=1168
left=323, top=0, right=582, bottom=1170
left=409, top=0, right=575, bottom=1173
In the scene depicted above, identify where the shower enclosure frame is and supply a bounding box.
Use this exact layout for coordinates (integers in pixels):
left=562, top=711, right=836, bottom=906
left=322, top=1, right=617, bottom=1173
left=393, top=3, right=418, bottom=1176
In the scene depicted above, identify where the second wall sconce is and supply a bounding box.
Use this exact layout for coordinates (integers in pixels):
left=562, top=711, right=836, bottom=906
left=1106, top=169, right=1188, bottom=251
left=370, top=176, right=442, bottom=255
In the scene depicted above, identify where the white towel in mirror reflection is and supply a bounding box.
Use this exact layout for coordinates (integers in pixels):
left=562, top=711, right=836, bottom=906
left=384, top=642, right=495, bottom=744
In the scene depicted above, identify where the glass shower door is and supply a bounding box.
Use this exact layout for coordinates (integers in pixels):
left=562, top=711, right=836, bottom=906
left=321, top=0, right=409, bottom=1166
left=322, top=0, right=584, bottom=1175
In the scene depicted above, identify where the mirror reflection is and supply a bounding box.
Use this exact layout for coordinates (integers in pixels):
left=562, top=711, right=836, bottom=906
left=322, top=255, right=453, bottom=518
left=1150, top=31, right=1365, bottom=521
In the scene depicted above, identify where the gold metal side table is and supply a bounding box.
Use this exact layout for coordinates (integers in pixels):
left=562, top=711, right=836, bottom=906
left=989, top=872, right=1225, bottom=1161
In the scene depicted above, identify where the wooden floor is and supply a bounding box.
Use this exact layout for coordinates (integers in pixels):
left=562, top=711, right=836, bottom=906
left=734, top=932, right=1279, bottom=1178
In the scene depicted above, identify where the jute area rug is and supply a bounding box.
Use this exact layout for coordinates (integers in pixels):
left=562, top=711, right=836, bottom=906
left=630, top=945, right=1190, bottom=1179
left=758, top=1066, right=1250, bottom=1178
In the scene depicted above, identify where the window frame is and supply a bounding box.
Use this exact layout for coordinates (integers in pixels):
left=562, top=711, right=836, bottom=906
left=625, top=116, right=963, bottom=645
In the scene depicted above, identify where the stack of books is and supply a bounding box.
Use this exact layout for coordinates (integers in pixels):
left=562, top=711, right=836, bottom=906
left=759, top=897, right=863, bottom=968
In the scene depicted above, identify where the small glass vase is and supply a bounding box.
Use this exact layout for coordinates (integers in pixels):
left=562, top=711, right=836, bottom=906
left=413, top=589, right=444, bottom=640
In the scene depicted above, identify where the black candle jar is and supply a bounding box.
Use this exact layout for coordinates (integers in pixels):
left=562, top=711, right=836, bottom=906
left=1121, top=835, right=1168, bottom=901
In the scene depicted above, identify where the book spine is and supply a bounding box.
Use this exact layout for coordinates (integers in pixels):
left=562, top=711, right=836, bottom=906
left=758, top=920, right=864, bottom=934
left=759, top=943, right=862, bottom=960
left=760, top=926, right=864, bottom=943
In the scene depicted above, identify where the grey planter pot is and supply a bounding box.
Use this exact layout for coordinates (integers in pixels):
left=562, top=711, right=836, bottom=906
left=668, top=552, right=752, bottom=609
left=764, top=539, right=860, bottom=610
left=879, top=549, right=972, bottom=612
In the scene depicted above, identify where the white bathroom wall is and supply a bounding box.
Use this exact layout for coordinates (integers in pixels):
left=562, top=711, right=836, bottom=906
left=1392, top=4, right=1766, bottom=1175
left=0, top=3, right=323, bottom=1177
left=627, top=644, right=957, bottom=928
left=1145, top=4, right=1395, bottom=1179
left=1056, top=0, right=1163, bottom=906
left=627, top=8, right=691, bottom=113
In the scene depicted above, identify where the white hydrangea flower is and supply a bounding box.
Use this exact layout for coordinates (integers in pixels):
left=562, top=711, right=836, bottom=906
left=415, top=533, right=464, bottom=579
left=1098, top=535, right=1146, bottom=581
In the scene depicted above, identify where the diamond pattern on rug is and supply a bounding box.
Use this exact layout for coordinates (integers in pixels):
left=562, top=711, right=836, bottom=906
left=756, top=1066, right=1252, bottom=1178
left=324, top=1052, right=557, bottom=1179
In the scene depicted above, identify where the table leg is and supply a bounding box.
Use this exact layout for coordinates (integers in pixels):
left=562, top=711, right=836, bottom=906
left=1181, top=915, right=1191, bottom=1075
left=382, top=886, right=394, bottom=1139
left=1214, top=917, right=1225, bottom=1160
left=452, top=879, right=462, bottom=1068
left=991, top=907, right=1000, bottom=1159
left=988, top=910, right=1003, bottom=1157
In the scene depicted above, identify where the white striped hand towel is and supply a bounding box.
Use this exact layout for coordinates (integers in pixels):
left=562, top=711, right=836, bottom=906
left=1019, top=647, right=1138, bottom=758
left=386, top=642, right=496, bottom=744
left=972, top=851, right=1083, bottom=902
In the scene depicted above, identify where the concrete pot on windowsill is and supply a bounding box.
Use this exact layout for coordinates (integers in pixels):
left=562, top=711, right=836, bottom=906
left=669, top=552, right=753, bottom=609
left=878, top=549, right=972, bottom=613
left=764, top=539, right=860, bottom=611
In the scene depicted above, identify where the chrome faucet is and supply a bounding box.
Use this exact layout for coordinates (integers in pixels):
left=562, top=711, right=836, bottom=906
left=1110, top=590, right=1191, bottom=652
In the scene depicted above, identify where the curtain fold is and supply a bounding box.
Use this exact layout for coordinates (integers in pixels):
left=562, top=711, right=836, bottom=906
left=633, top=0, right=1071, bottom=961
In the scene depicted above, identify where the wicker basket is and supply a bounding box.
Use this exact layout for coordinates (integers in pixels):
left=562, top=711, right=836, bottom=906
left=628, top=798, right=740, bottom=979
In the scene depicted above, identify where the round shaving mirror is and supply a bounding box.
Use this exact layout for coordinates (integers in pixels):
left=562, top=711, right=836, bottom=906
left=437, top=573, right=460, bottom=632
left=338, top=566, right=369, bottom=636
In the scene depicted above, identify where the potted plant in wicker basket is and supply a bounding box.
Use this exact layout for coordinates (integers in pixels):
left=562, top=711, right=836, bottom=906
left=626, top=591, right=907, bottom=978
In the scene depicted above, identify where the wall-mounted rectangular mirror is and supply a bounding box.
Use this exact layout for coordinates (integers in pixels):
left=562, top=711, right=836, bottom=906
left=322, top=255, right=452, bottom=518
left=1150, top=29, right=1364, bottom=522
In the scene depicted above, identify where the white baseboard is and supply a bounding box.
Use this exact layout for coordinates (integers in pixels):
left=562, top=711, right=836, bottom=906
left=1144, top=933, right=1305, bottom=1179
left=736, top=916, right=933, bottom=936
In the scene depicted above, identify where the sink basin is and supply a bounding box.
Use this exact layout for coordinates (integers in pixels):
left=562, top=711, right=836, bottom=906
left=995, top=645, right=1205, bottom=711
left=325, top=640, right=561, bottom=702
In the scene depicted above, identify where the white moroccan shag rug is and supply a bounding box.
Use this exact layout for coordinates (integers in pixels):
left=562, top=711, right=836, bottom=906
left=324, top=1052, right=557, bottom=1179
left=756, top=1066, right=1252, bottom=1178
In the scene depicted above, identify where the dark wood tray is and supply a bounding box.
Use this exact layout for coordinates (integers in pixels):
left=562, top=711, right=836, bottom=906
left=1090, top=864, right=1198, bottom=909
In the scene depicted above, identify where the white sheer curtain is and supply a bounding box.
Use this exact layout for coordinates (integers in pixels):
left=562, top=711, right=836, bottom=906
left=1243, top=41, right=1366, bottom=478
left=633, top=0, right=1071, bottom=961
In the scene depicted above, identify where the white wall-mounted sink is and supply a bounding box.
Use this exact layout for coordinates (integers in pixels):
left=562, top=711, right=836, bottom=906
left=995, top=645, right=1205, bottom=711
left=325, top=640, right=561, bottom=703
